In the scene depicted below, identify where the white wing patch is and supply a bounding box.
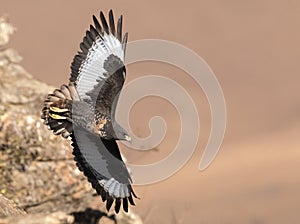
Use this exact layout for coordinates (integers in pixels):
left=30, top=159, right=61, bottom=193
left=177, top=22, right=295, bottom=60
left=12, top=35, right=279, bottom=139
left=99, top=178, right=130, bottom=198
left=76, top=33, right=124, bottom=100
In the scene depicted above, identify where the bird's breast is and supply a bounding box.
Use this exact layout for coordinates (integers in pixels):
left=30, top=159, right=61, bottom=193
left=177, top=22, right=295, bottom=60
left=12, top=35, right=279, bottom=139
left=94, top=113, right=112, bottom=138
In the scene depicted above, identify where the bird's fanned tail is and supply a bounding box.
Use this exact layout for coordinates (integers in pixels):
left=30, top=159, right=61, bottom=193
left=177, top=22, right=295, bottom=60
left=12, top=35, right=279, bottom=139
left=41, top=83, right=79, bottom=138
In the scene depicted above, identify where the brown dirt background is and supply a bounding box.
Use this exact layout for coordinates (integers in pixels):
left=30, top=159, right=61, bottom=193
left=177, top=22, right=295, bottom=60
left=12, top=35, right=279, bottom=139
left=2, top=0, right=300, bottom=223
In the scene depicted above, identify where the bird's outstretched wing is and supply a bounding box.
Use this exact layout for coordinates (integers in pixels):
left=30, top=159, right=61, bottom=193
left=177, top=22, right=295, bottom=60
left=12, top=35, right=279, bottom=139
left=71, top=126, right=137, bottom=213
left=69, top=10, right=128, bottom=116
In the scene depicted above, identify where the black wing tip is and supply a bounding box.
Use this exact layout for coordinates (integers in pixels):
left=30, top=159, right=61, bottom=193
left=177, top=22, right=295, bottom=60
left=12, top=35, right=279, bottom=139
left=108, top=9, right=114, bottom=19
left=117, top=15, right=123, bottom=41
left=123, top=32, right=128, bottom=43
left=92, top=15, right=102, bottom=33
left=123, top=198, right=128, bottom=212
left=106, top=196, right=114, bottom=211
left=122, top=32, right=128, bottom=52
left=100, top=11, right=109, bottom=33
left=109, top=196, right=134, bottom=213
left=109, top=10, right=115, bottom=35
left=92, top=14, right=98, bottom=22
left=89, top=25, right=99, bottom=37
left=115, top=198, right=121, bottom=213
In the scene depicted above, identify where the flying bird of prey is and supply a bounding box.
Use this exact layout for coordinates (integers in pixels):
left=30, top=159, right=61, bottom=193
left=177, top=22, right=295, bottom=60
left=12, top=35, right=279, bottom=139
left=41, top=10, right=138, bottom=213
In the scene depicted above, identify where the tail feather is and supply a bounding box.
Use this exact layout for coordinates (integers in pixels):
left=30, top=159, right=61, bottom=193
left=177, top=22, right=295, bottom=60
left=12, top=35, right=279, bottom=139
left=54, top=89, right=66, bottom=99
left=60, top=84, right=72, bottom=100
left=41, top=83, right=79, bottom=138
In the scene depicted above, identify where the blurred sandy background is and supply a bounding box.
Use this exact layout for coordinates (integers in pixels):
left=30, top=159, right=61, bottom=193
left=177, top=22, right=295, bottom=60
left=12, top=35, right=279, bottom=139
left=2, top=0, right=300, bottom=223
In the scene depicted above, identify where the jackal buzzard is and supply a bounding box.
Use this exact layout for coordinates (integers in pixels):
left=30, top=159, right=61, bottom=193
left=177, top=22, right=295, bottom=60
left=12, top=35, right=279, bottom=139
left=41, top=10, right=137, bottom=213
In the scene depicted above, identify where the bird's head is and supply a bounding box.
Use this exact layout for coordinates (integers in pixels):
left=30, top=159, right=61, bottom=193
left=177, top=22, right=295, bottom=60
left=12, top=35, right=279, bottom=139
left=112, top=122, right=131, bottom=142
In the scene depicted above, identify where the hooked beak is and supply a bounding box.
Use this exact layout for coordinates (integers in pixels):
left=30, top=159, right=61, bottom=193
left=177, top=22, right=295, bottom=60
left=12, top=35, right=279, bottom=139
left=125, top=135, right=131, bottom=142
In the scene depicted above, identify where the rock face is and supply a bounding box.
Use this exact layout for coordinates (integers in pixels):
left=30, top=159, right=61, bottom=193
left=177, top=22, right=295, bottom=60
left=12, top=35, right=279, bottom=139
left=0, top=16, right=142, bottom=224
left=0, top=16, right=15, bottom=47
left=0, top=15, right=96, bottom=215
left=0, top=194, right=26, bottom=217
